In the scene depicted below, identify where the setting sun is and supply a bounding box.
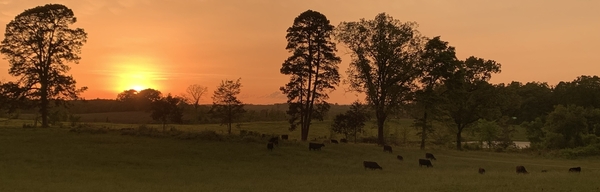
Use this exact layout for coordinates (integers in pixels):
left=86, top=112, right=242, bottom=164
left=110, top=56, right=164, bottom=93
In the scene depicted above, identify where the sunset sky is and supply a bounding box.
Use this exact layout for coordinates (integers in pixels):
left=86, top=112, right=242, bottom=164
left=1, top=0, right=599, bottom=104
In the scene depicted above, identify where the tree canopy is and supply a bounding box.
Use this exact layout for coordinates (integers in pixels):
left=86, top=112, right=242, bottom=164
left=335, top=12, right=423, bottom=145
left=210, top=78, right=245, bottom=135
left=280, top=10, right=340, bottom=141
left=0, top=4, right=87, bottom=127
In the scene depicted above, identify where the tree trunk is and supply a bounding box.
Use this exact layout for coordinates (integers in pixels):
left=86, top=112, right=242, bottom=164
left=40, top=79, right=49, bottom=128
left=301, top=123, right=309, bottom=141
left=420, top=112, right=428, bottom=150
left=456, top=127, right=463, bottom=150
left=376, top=109, right=386, bottom=145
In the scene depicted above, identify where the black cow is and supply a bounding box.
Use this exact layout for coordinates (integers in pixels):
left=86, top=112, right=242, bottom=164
left=419, top=159, right=433, bottom=167
left=281, top=135, right=289, bottom=140
left=383, top=145, right=393, bottom=153
left=396, top=155, right=403, bottom=161
left=516, top=166, right=528, bottom=174
left=425, top=153, right=437, bottom=160
left=541, top=170, right=548, bottom=173
left=269, top=137, right=279, bottom=145
left=331, top=139, right=339, bottom=144
left=363, top=161, right=383, bottom=170
left=569, top=167, right=581, bottom=173
left=340, top=138, right=348, bottom=143
left=309, top=143, right=325, bottom=151
left=478, top=168, right=486, bottom=174
left=267, top=142, right=274, bottom=151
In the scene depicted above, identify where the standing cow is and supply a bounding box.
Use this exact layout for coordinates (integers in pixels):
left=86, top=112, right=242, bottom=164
left=363, top=161, right=383, bottom=170
left=419, top=159, right=433, bottom=168
left=267, top=142, right=274, bottom=151
left=478, top=168, right=486, bottom=174
left=269, top=137, right=279, bottom=145
left=331, top=139, right=339, bottom=144
left=569, top=167, right=581, bottom=173
left=425, top=153, right=437, bottom=160
left=383, top=145, right=393, bottom=153
left=309, top=143, right=325, bottom=151
left=396, top=155, right=403, bottom=161
left=516, top=166, right=528, bottom=174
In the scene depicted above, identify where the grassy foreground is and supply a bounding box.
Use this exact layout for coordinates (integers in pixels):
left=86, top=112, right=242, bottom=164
left=1, top=126, right=599, bottom=192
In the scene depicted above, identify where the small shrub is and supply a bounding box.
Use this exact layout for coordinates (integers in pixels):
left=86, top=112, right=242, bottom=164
left=197, top=130, right=221, bottom=141
left=462, top=142, right=481, bottom=150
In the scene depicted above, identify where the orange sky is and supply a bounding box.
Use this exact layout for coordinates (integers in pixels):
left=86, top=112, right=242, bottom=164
left=1, top=0, right=599, bottom=104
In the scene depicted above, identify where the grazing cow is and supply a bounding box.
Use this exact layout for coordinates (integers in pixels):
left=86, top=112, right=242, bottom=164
left=516, top=166, right=528, bottom=174
left=363, top=161, right=383, bottom=170
left=425, top=153, right=437, bottom=160
left=269, top=137, right=279, bottom=145
left=396, top=155, right=403, bottom=161
left=267, top=142, right=274, bottom=151
left=478, top=168, right=486, bottom=174
left=331, top=139, right=339, bottom=144
left=419, top=159, right=433, bottom=168
left=569, top=167, right=581, bottom=173
left=383, top=145, right=393, bottom=153
left=281, top=135, right=289, bottom=140
left=309, top=143, right=325, bottom=151
left=340, top=138, right=348, bottom=143
left=541, top=170, right=548, bottom=173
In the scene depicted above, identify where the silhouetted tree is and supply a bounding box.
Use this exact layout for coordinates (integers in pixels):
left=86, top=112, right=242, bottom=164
left=116, top=89, right=138, bottom=110
left=210, top=78, right=245, bottom=135
left=115, top=88, right=161, bottom=111
left=331, top=101, right=370, bottom=143
left=151, top=94, right=184, bottom=131
left=185, top=84, right=208, bottom=111
left=0, top=81, right=29, bottom=113
left=335, top=13, right=423, bottom=144
left=0, top=4, right=88, bottom=127
left=280, top=10, right=341, bottom=141
left=439, top=56, right=501, bottom=150
left=136, top=88, right=162, bottom=110
left=413, top=36, right=458, bottom=150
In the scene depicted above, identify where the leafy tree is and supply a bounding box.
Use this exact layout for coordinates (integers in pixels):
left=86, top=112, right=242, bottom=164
left=439, top=56, right=501, bottom=150
left=210, top=78, right=245, bottom=135
left=115, top=88, right=161, bottom=111
left=0, top=4, right=88, bottom=127
left=514, top=81, right=555, bottom=123
left=554, top=75, right=600, bottom=109
left=542, top=105, right=591, bottom=149
left=185, top=84, right=208, bottom=111
left=0, top=81, right=28, bottom=113
left=151, top=94, right=184, bottom=131
left=335, top=13, right=423, bottom=144
left=413, top=36, right=458, bottom=149
left=280, top=10, right=341, bottom=141
left=136, top=88, right=162, bottom=110
left=474, top=119, right=500, bottom=148
left=522, top=117, right=546, bottom=148
left=330, top=101, right=370, bottom=143
left=116, top=89, right=138, bottom=110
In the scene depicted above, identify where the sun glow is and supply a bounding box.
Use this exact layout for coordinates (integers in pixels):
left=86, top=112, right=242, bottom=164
left=111, top=56, right=164, bottom=93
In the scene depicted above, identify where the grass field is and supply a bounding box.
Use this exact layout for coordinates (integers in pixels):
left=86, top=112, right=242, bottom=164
left=1, top=123, right=599, bottom=192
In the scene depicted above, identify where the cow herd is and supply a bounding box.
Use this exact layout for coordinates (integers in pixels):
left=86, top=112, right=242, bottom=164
left=266, top=136, right=583, bottom=174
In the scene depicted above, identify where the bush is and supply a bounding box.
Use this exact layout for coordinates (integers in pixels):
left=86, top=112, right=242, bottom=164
left=557, top=144, right=600, bottom=159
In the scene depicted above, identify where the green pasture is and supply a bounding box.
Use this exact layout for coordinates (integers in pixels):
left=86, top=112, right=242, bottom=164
left=0, top=122, right=598, bottom=192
